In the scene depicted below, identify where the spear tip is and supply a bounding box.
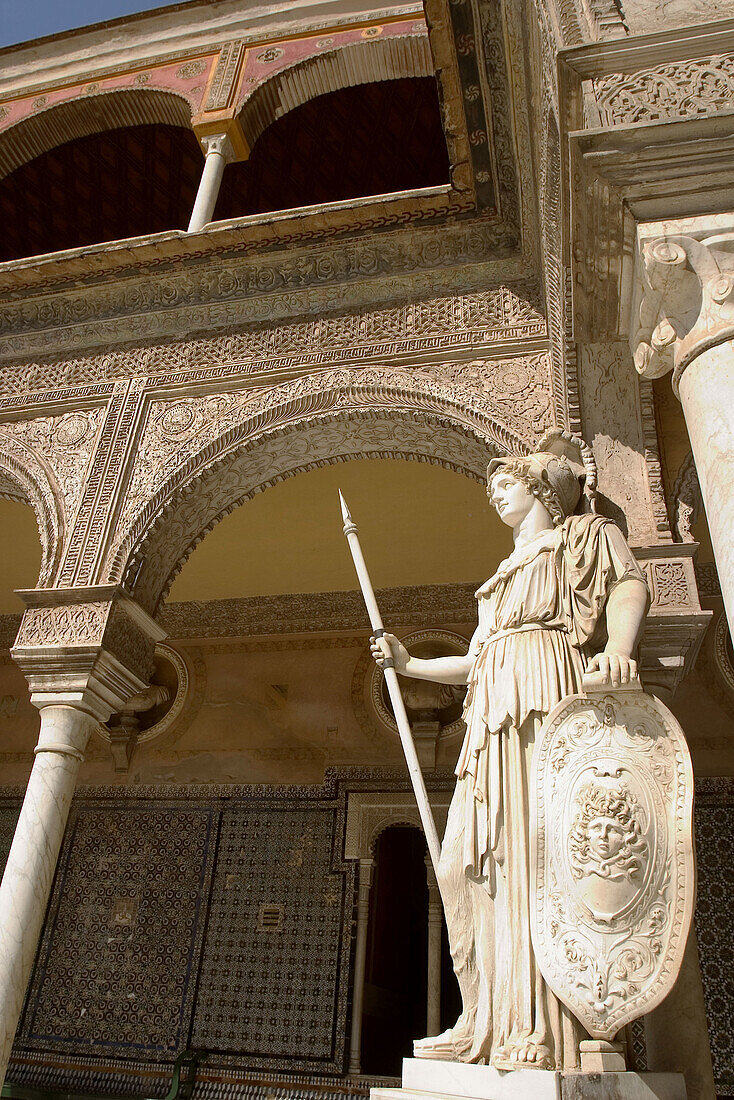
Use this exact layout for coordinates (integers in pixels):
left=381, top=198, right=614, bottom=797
left=338, top=488, right=351, bottom=523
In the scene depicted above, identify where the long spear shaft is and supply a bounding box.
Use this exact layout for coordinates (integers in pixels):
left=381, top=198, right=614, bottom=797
left=339, top=491, right=441, bottom=870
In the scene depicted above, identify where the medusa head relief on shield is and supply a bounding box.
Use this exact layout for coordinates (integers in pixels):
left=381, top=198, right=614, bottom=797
left=568, top=782, right=650, bottom=919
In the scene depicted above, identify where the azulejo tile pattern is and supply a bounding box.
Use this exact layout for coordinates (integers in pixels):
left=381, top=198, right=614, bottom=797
left=18, top=804, right=216, bottom=1060
left=693, top=778, right=734, bottom=1096
left=191, top=806, right=352, bottom=1069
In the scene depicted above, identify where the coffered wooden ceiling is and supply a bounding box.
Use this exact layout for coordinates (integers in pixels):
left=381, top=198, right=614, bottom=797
left=0, top=76, right=449, bottom=263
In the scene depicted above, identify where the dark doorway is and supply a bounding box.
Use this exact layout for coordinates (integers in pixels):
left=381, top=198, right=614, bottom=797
left=361, top=825, right=428, bottom=1076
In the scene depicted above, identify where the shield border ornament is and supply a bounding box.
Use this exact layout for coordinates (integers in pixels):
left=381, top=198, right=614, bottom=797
left=530, top=682, right=695, bottom=1041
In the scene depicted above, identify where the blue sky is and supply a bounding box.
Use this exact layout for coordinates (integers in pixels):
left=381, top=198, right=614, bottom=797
left=0, top=1, right=182, bottom=48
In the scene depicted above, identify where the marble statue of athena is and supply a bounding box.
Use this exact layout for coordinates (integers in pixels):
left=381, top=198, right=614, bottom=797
left=371, top=430, right=650, bottom=1072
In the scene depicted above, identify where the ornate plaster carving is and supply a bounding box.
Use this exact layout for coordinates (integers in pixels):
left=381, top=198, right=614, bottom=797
left=532, top=686, right=694, bottom=1040
left=0, top=225, right=533, bottom=364
left=593, top=55, right=734, bottom=128
left=632, top=229, right=734, bottom=388
left=0, top=285, right=546, bottom=399
left=671, top=452, right=702, bottom=543
left=0, top=410, right=105, bottom=542
left=158, top=585, right=478, bottom=640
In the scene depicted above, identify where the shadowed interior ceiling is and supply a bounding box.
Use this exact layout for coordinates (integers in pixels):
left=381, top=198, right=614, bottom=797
left=0, top=76, right=449, bottom=262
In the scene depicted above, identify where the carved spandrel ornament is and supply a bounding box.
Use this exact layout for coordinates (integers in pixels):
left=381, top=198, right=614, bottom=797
left=531, top=681, right=694, bottom=1041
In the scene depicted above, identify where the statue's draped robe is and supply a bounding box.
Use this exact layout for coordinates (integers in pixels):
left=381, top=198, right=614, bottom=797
left=439, top=513, right=646, bottom=1068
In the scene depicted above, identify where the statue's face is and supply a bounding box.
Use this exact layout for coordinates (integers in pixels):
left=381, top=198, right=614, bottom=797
left=587, top=816, right=625, bottom=862
left=488, top=471, right=534, bottom=528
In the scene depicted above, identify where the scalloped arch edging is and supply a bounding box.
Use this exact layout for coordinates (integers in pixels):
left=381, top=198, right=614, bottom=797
left=0, top=88, right=194, bottom=180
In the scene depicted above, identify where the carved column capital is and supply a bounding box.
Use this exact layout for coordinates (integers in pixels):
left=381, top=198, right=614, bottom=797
left=631, top=220, right=734, bottom=393
left=199, top=131, right=237, bottom=163
left=11, top=585, right=166, bottom=722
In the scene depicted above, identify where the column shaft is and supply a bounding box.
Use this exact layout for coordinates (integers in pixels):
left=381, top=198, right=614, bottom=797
left=348, top=858, right=374, bottom=1075
left=0, top=706, right=97, bottom=1085
left=187, top=148, right=227, bottom=233
left=425, top=856, right=442, bottom=1038
left=678, top=342, right=734, bottom=631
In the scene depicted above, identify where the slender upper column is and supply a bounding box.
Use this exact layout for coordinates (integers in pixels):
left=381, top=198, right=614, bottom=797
left=631, top=216, right=734, bottom=633
left=348, top=857, right=374, bottom=1075
left=425, top=853, right=442, bottom=1039
left=187, top=132, right=236, bottom=233
left=0, top=588, right=165, bottom=1086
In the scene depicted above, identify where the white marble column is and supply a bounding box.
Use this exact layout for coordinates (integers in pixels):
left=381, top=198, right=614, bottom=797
left=425, top=853, right=442, bottom=1038
left=0, top=705, right=98, bottom=1079
left=187, top=132, right=235, bottom=233
left=632, top=220, right=734, bottom=633
left=349, top=857, right=374, bottom=1075
left=631, top=221, right=724, bottom=1100
left=0, top=589, right=163, bottom=1087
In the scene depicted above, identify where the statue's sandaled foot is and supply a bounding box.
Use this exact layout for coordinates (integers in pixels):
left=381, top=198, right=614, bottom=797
left=491, top=1036, right=554, bottom=1071
left=413, top=1021, right=474, bottom=1062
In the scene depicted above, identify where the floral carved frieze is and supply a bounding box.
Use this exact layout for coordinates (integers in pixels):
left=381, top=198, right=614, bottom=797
left=0, top=221, right=527, bottom=362
left=531, top=687, right=694, bottom=1040
left=0, top=285, right=546, bottom=394
left=593, top=55, right=734, bottom=128
left=0, top=431, right=65, bottom=586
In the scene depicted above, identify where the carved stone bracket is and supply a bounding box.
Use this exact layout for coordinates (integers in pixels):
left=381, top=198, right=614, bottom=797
left=637, top=543, right=711, bottom=699
left=11, top=585, right=166, bottom=721
left=631, top=225, right=734, bottom=390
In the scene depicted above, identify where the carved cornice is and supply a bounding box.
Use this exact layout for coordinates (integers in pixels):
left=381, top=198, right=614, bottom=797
left=0, top=285, right=546, bottom=400
left=631, top=224, right=734, bottom=389
left=0, top=224, right=528, bottom=364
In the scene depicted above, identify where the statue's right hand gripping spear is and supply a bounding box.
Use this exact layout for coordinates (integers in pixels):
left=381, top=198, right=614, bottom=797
left=339, top=491, right=441, bottom=871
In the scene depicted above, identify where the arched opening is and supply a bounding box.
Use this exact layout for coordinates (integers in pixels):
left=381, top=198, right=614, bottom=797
left=213, top=77, right=449, bottom=222
left=166, top=459, right=512, bottom=604
left=0, top=122, right=201, bottom=261
left=0, top=498, right=42, bottom=613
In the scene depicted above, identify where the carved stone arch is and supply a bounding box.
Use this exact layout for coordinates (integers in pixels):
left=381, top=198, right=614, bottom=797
left=237, top=34, right=433, bottom=152
left=0, top=431, right=65, bottom=586
left=109, top=371, right=528, bottom=615
left=0, top=89, right=194, bottom=180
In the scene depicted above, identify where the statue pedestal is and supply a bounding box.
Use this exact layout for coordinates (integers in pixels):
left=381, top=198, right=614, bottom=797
left=370, top=1058, right=687, bottom=1100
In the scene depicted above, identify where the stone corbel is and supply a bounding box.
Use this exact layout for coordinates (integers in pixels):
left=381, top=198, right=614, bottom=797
left=632, top=227, right=734, bottom=390
left=11, top=584, right=167, bottom=722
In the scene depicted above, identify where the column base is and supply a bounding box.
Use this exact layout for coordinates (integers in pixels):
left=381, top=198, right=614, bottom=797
left=370, top=1058, right=686, bottom=1100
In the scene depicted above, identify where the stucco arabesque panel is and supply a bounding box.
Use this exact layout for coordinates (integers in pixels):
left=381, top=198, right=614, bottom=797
left=0, top=410, right=105, bottom=581
left=591, top=54, right=734, bottom=128
left=0, top=432, right=65, bottom=586
left=106, top=359, right=551, bottom=604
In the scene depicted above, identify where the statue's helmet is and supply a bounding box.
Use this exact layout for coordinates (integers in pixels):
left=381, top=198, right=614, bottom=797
left=487, top=429, right=597, bottom=521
